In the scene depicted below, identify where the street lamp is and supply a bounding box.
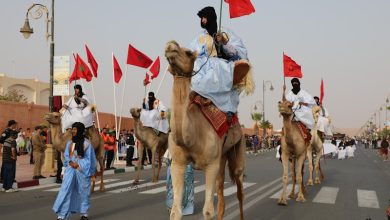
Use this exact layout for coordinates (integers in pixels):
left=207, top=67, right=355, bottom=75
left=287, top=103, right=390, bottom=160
left=386, top=98, right=389, bottom=132
left=20, top=1, right=55, bottom=112
left=262, top=80, right=273, bottom=137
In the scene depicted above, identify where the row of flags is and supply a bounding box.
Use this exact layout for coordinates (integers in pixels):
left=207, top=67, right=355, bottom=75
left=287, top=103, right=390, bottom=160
left=283, top=53, right=325, bottom=104
left=69, top=44, right=160, bottom=86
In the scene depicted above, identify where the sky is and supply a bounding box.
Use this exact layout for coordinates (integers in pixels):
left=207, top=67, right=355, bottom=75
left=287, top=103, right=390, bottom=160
left=1, top=0, right=390, bottom=133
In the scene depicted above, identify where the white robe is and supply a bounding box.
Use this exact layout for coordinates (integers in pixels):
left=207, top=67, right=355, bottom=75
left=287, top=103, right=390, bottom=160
left=316, top=106, right=333, bottom=136
left=61, top=95, right=94, bottom=132
left=285, top=89, right=316, bottom=129
left=140, top=99, right=169, bottom=134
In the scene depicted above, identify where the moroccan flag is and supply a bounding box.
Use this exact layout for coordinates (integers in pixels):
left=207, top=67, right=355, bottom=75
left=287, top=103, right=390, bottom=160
left=224, top=0, right=255, bottom=18
left=69, top=54, right=93, bottom=83
left=112, top=54, right=122, bottom=84
left=149, top=56, right=160, bottom=79
left=320, top=79, right=324, bottom=105
left=126, top=44, right=153, bottom=68
left=85, top=45, right=98, bottom=78
left=283, top=53, right=302, bottom=78
left=143, top=73, right=151, bottom=86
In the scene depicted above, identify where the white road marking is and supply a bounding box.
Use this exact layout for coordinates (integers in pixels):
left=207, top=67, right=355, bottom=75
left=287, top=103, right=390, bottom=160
left=312, top=186, right=339, bottom=204
left=44, top=179, right=121, bottom=192
left=108, top=180, right=165, bottom=193
left=357, top=189, right=380, bottom=209
left=223, top=182, right=256, bottom=197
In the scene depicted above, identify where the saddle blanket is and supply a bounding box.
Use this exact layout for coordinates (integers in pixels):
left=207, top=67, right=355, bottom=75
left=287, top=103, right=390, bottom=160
left=295, top=121, right=311, bottom=146
left=190, top=93, right=238, bottom=138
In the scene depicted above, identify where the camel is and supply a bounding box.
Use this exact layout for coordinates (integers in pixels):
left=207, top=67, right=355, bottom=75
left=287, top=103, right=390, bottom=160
left=165, top=40, right=247, bottom=220
left=306, top=106, right=325, bottom=185
left=44, top=112, right=105, bottom=192
left=129, top=108, right=168, bottom=184
left=277, top=92, right=309, bottom=205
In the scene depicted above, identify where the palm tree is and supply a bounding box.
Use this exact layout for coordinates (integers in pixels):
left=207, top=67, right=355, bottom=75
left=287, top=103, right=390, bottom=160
left=251, top=113, right=262, bottom=135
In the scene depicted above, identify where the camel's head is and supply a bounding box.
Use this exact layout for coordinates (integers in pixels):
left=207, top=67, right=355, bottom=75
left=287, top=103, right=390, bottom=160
left=44, top=112, right=61, bottom=126
left=278, top=100, right=293, bottom=116
left=130, top=108, right=142, bottom=119
left=165, top=40, right=197, bottom=77
left=312, top=106, right=321, bottom=123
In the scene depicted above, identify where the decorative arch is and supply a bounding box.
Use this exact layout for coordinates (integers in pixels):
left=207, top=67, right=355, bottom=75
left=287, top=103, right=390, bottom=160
left=7, top=84, right=35, bottom=103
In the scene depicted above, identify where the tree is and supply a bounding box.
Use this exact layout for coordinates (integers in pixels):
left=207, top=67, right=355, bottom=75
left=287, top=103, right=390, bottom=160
left=0, top=89, right=28, bottom=103
left=251, top=112, right=262, bottom=135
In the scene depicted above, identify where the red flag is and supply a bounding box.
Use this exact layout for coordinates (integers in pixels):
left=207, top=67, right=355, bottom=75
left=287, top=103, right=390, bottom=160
left=224, top=0, right=255, bottom=18
left=149, top=56, right=160, bottom=79
left=85, top=45, right=98, bottom=78
left=69, top=54, right=93, bottom=83
left=283, top=53, right=302, bottom=78
left=143, top=73, right=151, bottom=86
left=126, top=44, right=153, bottom=68
left=112, top=54, right=122, bottom=83
left=320, top=79, right=324, bottom=105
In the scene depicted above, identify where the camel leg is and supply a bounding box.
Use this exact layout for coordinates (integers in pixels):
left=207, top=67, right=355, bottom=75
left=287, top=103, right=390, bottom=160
left=314, top=149, right=323, bottom=184
left=296, top=154, right=306, bottom=202
left=169, top=160, right=186, bottom=220
left=151, top=148, right=157, bottom=183
left=306, top=149, right=314, bottom=186
left=156, top=148, right=164, bottom=182
left=288, top=159, right=296, bottom=199
left=203, top=161, right=220, bottom=220
left=228, top=139, right=245, bottom=220
left=134, top=143, right=144, bottom=185
left=216, top=156, right=227, bottom=220
left=278, top=151, right=289, bottom=206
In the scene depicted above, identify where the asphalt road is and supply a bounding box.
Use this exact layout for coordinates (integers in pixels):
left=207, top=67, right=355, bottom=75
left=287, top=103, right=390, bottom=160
left=1, top=145, right=389, bottom=220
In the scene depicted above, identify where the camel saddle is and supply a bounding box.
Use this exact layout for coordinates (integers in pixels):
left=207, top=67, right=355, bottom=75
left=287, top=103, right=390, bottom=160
left=189, top=92, right=238, bottom=138
left=295, top=121, right=311, bottom=146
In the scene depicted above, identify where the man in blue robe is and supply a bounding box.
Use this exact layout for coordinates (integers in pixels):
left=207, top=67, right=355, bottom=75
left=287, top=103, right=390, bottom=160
left=53, top=122, right=96, bottom=220
left=189, top=6, right=251, bottom=115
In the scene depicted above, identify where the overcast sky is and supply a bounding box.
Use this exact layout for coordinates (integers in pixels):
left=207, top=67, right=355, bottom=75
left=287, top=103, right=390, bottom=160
left=1, top=0, right=389, bottom=131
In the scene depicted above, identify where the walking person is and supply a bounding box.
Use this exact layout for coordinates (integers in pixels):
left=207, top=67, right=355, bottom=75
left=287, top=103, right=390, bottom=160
left=381, top=137, right=389, bottom=161
left=1, top=130, right=19, bottom=192
left=125, top=129, right=135, bottom=167
left=53, top=122, right=96, bottom=220
left=0, top=120, right=18, bottom=183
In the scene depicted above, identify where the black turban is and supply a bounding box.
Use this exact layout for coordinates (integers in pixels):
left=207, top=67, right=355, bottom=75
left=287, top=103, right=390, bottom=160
left=72, top=122, right=85, bottom=158
left=197, top=6, right=218, bottom=37
left=291, top=78, right=301, bottom=95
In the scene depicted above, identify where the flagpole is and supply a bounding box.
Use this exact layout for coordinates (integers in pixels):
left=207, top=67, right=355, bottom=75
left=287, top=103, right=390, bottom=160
left=112, top=53, right=119, bottom=162
left=218, top=0, right=223, bottom=32
left=155, top=66, right=168, bottom=96
left=118, top=65, right=128, bottom=137
left=90, top=80, right=101, bottom=132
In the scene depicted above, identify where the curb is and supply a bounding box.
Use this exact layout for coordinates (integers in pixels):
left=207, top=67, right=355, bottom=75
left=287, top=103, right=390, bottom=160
left=15, top=164, right=166, bottom=189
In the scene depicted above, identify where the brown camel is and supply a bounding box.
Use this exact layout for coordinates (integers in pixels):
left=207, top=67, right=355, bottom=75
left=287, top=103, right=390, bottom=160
left=307, top=106, right=325, bottom=185
left=129, top=108, right=168, bottom=184
left=44, top=112, right=105, bottom=192
left=277, top=91, right=309, bottom=205
left=165, top=40, right=248, bottom=220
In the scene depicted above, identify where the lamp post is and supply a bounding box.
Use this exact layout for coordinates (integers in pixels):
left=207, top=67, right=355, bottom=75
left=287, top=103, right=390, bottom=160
left=20, top=0, right=55, bottom=112
left=386, top=98, right=389, bottom=133
left=262, top=80, right=274, bottom=137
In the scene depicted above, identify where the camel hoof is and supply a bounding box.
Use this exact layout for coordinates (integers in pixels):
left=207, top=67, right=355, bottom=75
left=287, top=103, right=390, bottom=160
left=307, top=180, right=314, bottom=186
left=288, top=192, right=296, bottom=199
left=296, top=195, right=306, bottom=202
left=132, top=180, right=140, bottom=185
left=314, top=178, right=321, bottom=184
left=100, top=186, right=106, bottom=192
left=278, top=198, right=288, bottom=206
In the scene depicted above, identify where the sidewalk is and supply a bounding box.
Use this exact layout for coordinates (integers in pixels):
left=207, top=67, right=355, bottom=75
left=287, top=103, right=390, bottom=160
left=1, top=154, right=153, bottom=189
